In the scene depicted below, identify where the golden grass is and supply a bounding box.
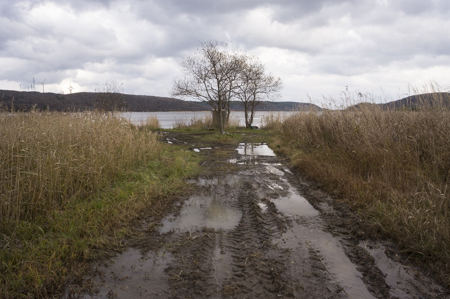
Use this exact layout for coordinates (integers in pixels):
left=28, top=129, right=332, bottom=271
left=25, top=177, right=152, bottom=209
left=276, top=92, right=450, bottom=286
left=1, top=111, right=160, bottom=222
left=0, top=110, right=200, bottom=297
left=174, top=114, right=212, bottom=129
left=261, top=112, right=289, bottom=130
left=143, top=115, right=160, bottom=129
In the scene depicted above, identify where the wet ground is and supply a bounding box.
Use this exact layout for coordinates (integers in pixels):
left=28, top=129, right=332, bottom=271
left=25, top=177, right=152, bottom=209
left=67, top=133, right=450, bottom=299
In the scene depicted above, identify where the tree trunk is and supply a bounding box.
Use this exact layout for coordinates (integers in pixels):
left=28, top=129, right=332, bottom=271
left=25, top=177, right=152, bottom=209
left=249, top=105, right=255, bottom=128
left=244, top=103, right=250, bottom=128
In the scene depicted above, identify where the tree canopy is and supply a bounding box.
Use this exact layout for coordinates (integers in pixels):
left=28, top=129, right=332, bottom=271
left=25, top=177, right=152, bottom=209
left=172, top=41, right=282, bottom=132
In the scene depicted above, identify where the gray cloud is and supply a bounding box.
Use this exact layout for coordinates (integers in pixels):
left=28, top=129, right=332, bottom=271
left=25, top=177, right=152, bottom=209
left=1, top=0, right=449, bottom=104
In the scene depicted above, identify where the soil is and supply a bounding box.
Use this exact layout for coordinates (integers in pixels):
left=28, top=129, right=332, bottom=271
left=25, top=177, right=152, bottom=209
left=66, top=132, right=450, bottom=299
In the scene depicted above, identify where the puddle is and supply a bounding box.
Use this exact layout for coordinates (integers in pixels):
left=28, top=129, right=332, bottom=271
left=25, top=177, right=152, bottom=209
left=196, top=175, right=244, bottom=188
left=267, top=182, right=284, bottom=191
left=361, top=241, right=448, bottom=298
left=193, top=148, right=200, bottom=152
left=159, top=194, right=242, bottom=233
left=236, top=143, right=276, bottom=156
left=265, top=165, right=285, bottom=176
left=276, top=222, right=376, bottom=299
left=212, top=235, right=233, bottom=290
left=271, top=187, right=319, bottom=217
left=271, top=182, right=374, bottom=298
left=257, top=202, right=268, bottom=213
left=80, top=248, right=172, bottom=298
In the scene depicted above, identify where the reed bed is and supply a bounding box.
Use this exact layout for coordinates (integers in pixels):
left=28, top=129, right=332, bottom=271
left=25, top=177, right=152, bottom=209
left=143, top=115, right=160, bottom=129
left=174, top=114, right=212, bottom=129
left=277, top=93, right=450, bottom=286
left=0, top=110, right=200, bottom=297
left=1, top=111, right=160, bottom=223
left=261, top=112, right=291, bottom=130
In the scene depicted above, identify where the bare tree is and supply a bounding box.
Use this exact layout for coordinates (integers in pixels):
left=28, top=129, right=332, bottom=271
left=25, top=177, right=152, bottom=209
left=236, top=58, right=282, bottom=128
left=172, top=41, right=244, bottom=133
left=95, top=80, right=128, bottom=114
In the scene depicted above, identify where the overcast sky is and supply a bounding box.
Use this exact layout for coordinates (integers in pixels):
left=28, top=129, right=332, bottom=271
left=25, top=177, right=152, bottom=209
left=1, top=0, right=449, bottom=107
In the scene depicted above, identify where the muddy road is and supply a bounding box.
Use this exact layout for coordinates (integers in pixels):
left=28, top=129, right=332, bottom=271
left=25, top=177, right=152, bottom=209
left=69, top=133, right=449, bottom=299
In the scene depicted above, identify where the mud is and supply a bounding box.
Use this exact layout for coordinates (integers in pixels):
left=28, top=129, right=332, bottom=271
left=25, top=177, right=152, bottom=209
left=69, top=134, right=450, bottom=299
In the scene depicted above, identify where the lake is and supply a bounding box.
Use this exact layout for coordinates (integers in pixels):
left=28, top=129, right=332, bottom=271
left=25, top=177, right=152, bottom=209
left=120, top=111, right=297, bottom=129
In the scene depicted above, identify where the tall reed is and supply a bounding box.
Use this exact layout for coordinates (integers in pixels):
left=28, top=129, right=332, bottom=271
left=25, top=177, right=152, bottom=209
left=174, top=114, right=212, bottom=129
left=0, top=110, right=161, bottom=224
left=278, top=90, right=450, bottom=285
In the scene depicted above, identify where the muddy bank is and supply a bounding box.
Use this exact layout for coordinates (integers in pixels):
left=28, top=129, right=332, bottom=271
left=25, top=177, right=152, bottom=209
left=67, top=133, right=450, bottom=299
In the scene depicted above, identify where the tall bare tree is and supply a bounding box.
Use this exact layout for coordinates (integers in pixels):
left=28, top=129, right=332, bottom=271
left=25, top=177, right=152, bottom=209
left=172, top=41, right=244, bottom=133
left=95, top=80, right=128, bottom=115
left=235, top=58, right=282, bottom=128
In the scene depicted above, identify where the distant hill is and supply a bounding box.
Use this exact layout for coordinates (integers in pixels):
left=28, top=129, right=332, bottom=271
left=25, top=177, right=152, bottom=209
left=0, top=90, right=205, bottom=112
left=0, top=90, right=321, bottom=112
left=380, top=92, right=450, bottom=110
left=348, top=92, right=450, bottom=111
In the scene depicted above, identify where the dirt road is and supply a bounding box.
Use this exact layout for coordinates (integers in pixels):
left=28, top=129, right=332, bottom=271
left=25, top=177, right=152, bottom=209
left=70, top=133, right=449, bottom=298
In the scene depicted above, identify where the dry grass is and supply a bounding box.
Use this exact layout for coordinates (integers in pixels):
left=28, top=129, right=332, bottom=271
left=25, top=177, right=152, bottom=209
left=261, top=112, right=290, bottom=130
left=174, top=114, right=212, bottom=129
left=0, top=111, right=160, bottom=223
left=276, top=90, right=450, bottom=286
left=0, top=110, right=200, bottom=297
left=143, top=115, right=160, bottom=129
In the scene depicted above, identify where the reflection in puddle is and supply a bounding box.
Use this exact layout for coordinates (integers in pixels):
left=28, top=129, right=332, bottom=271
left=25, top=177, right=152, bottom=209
left=159, top=195, right=242, bottom=233
left=257, top=202, right=268, bottom=213
left=236, top=143, right=276, bottom=156
left=276, top=223, right=376, bottom=299
left=196, top=175, right=243, bottom=188
left=271, top=187, right=319, bottom=217
left=81, top=249, right=172, bottom=298
left=267, top=182, right=284, bottom=191
left=212, top=235, right=232, bottom=290
left=362, top=241, right=447, bottom=298
left=265, top=165, right=284, bottom=176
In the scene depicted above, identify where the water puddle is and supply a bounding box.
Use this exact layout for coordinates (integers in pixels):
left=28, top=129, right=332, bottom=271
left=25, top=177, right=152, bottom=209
left=267, top=182, right=284, bottom=191
left=159, top=194, right=242, bottom=233
left=236, top=143, right=276, bottom=156
left=271, top=187, right=319, bottom=217
left=361, top=241, right=448, bottom=298
left=257, top=202, right=268, bottom=213
left=196, top=175, right=244, bottom=188
left=80, top=248, right=172, bottom=298
left=265, top=165, right=285, bottom=176
left=276, top=222, right=376, bottom=299
left=212, top=235, right=233, bottom=290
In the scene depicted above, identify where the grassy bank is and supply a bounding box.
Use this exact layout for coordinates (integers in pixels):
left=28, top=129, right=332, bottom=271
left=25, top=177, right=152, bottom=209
left=271, top=98, right=450, bottom=286
left=0, top=111, right=199, bottom=297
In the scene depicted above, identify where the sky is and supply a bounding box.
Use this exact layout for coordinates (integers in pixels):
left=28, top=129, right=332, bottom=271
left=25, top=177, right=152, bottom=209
left=1, top=0, right=449, bottom=107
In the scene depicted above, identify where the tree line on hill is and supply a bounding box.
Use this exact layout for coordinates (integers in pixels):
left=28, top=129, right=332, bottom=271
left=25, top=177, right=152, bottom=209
left=0, top=89, right=319, bottom=112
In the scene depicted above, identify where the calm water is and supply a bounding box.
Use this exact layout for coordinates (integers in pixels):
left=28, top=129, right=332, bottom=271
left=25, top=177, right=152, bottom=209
left=120, top=111, right=296, bottom=129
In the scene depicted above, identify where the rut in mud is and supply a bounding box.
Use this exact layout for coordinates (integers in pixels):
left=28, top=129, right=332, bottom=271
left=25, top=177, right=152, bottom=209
left=70, top=137, right=450, bottom=299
